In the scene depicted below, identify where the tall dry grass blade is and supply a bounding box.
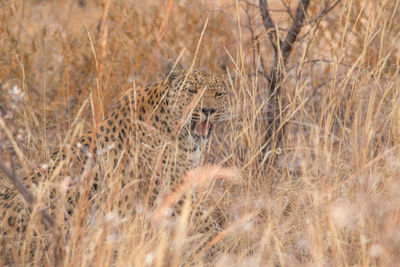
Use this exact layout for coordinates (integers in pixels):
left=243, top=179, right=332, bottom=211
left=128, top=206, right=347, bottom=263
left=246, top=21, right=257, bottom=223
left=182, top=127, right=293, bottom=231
left=152, top=165, right=240, bottom=223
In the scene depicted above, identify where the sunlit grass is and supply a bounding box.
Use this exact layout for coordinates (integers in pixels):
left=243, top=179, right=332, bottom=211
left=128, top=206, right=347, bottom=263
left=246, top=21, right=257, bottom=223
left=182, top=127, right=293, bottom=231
left=1, top=0, right=400, bottom=266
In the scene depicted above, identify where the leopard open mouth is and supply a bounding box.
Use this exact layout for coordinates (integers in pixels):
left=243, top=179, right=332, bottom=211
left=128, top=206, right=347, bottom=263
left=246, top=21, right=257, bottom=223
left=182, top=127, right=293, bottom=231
left=191, top=119, right=213, bottom=139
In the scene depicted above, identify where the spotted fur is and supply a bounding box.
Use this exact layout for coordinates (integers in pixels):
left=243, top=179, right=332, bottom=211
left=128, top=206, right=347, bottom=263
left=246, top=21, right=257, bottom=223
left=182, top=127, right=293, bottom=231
left=0, top=61, right=229, bottom=263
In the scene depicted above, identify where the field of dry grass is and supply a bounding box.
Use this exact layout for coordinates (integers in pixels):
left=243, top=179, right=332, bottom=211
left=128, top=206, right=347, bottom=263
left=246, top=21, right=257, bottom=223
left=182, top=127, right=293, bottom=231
left=1, top=0, right=400, bottom=266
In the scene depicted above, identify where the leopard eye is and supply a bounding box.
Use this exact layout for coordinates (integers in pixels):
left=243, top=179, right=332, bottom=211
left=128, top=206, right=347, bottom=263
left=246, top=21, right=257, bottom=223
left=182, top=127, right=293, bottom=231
left=215, top=92, right=224, bottom=97
left=189, top=88, right=197, bottom=94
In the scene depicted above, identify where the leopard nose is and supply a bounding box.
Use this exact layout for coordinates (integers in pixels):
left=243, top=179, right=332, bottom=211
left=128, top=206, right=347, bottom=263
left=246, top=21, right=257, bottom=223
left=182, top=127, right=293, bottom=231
left=202, top=108, right=216, bottom=116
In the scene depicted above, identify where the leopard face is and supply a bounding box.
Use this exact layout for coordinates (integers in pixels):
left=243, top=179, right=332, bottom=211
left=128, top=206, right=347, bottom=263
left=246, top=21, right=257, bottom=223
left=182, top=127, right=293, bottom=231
left=164, top=63, right=229, bottom=142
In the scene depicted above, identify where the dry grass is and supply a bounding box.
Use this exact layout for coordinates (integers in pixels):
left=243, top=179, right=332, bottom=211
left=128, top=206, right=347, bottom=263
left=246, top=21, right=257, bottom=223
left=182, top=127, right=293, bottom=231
left=1, top=0, right=400, bottom=266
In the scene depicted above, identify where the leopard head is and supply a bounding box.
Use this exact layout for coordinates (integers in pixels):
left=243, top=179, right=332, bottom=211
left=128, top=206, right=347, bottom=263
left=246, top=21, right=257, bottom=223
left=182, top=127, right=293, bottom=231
left=164, top=61, right=229, bottom=141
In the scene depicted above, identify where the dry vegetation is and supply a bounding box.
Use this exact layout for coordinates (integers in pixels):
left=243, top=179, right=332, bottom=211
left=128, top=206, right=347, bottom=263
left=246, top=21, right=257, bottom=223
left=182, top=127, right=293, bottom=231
left=1, top=0, right=400, bottom=266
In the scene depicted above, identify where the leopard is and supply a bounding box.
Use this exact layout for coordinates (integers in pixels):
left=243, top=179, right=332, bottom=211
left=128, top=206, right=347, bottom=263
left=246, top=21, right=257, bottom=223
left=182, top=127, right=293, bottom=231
left=0, top=60, right=230, bottom=264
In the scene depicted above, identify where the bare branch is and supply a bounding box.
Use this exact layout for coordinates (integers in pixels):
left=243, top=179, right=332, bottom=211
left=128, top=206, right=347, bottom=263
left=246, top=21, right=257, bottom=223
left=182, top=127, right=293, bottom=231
left=281, top=0, right=310, bottom=65
left=258, top=0, right=311, bottom=149
left=280, top=0, right=295, bottom=20
left=259, top=0, right=280, bottom=54
left=309, top=0, right=342, bottom=24
left=259, top=0, right=275, bottom=32
left=244, top=3, right=258, bottom=76
left=257, top=0, right=342, bottom=149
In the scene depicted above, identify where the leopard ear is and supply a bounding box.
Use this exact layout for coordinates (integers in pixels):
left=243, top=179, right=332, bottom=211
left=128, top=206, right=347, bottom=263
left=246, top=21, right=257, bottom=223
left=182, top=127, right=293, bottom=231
left=165, top=59, right=184, bottom=81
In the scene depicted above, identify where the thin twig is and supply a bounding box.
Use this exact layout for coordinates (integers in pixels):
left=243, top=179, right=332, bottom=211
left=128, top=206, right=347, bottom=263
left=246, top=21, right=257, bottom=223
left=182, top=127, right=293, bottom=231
left=308, top=0, right=342, bottom=24
left=280, top=0, right=295, bottom=20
